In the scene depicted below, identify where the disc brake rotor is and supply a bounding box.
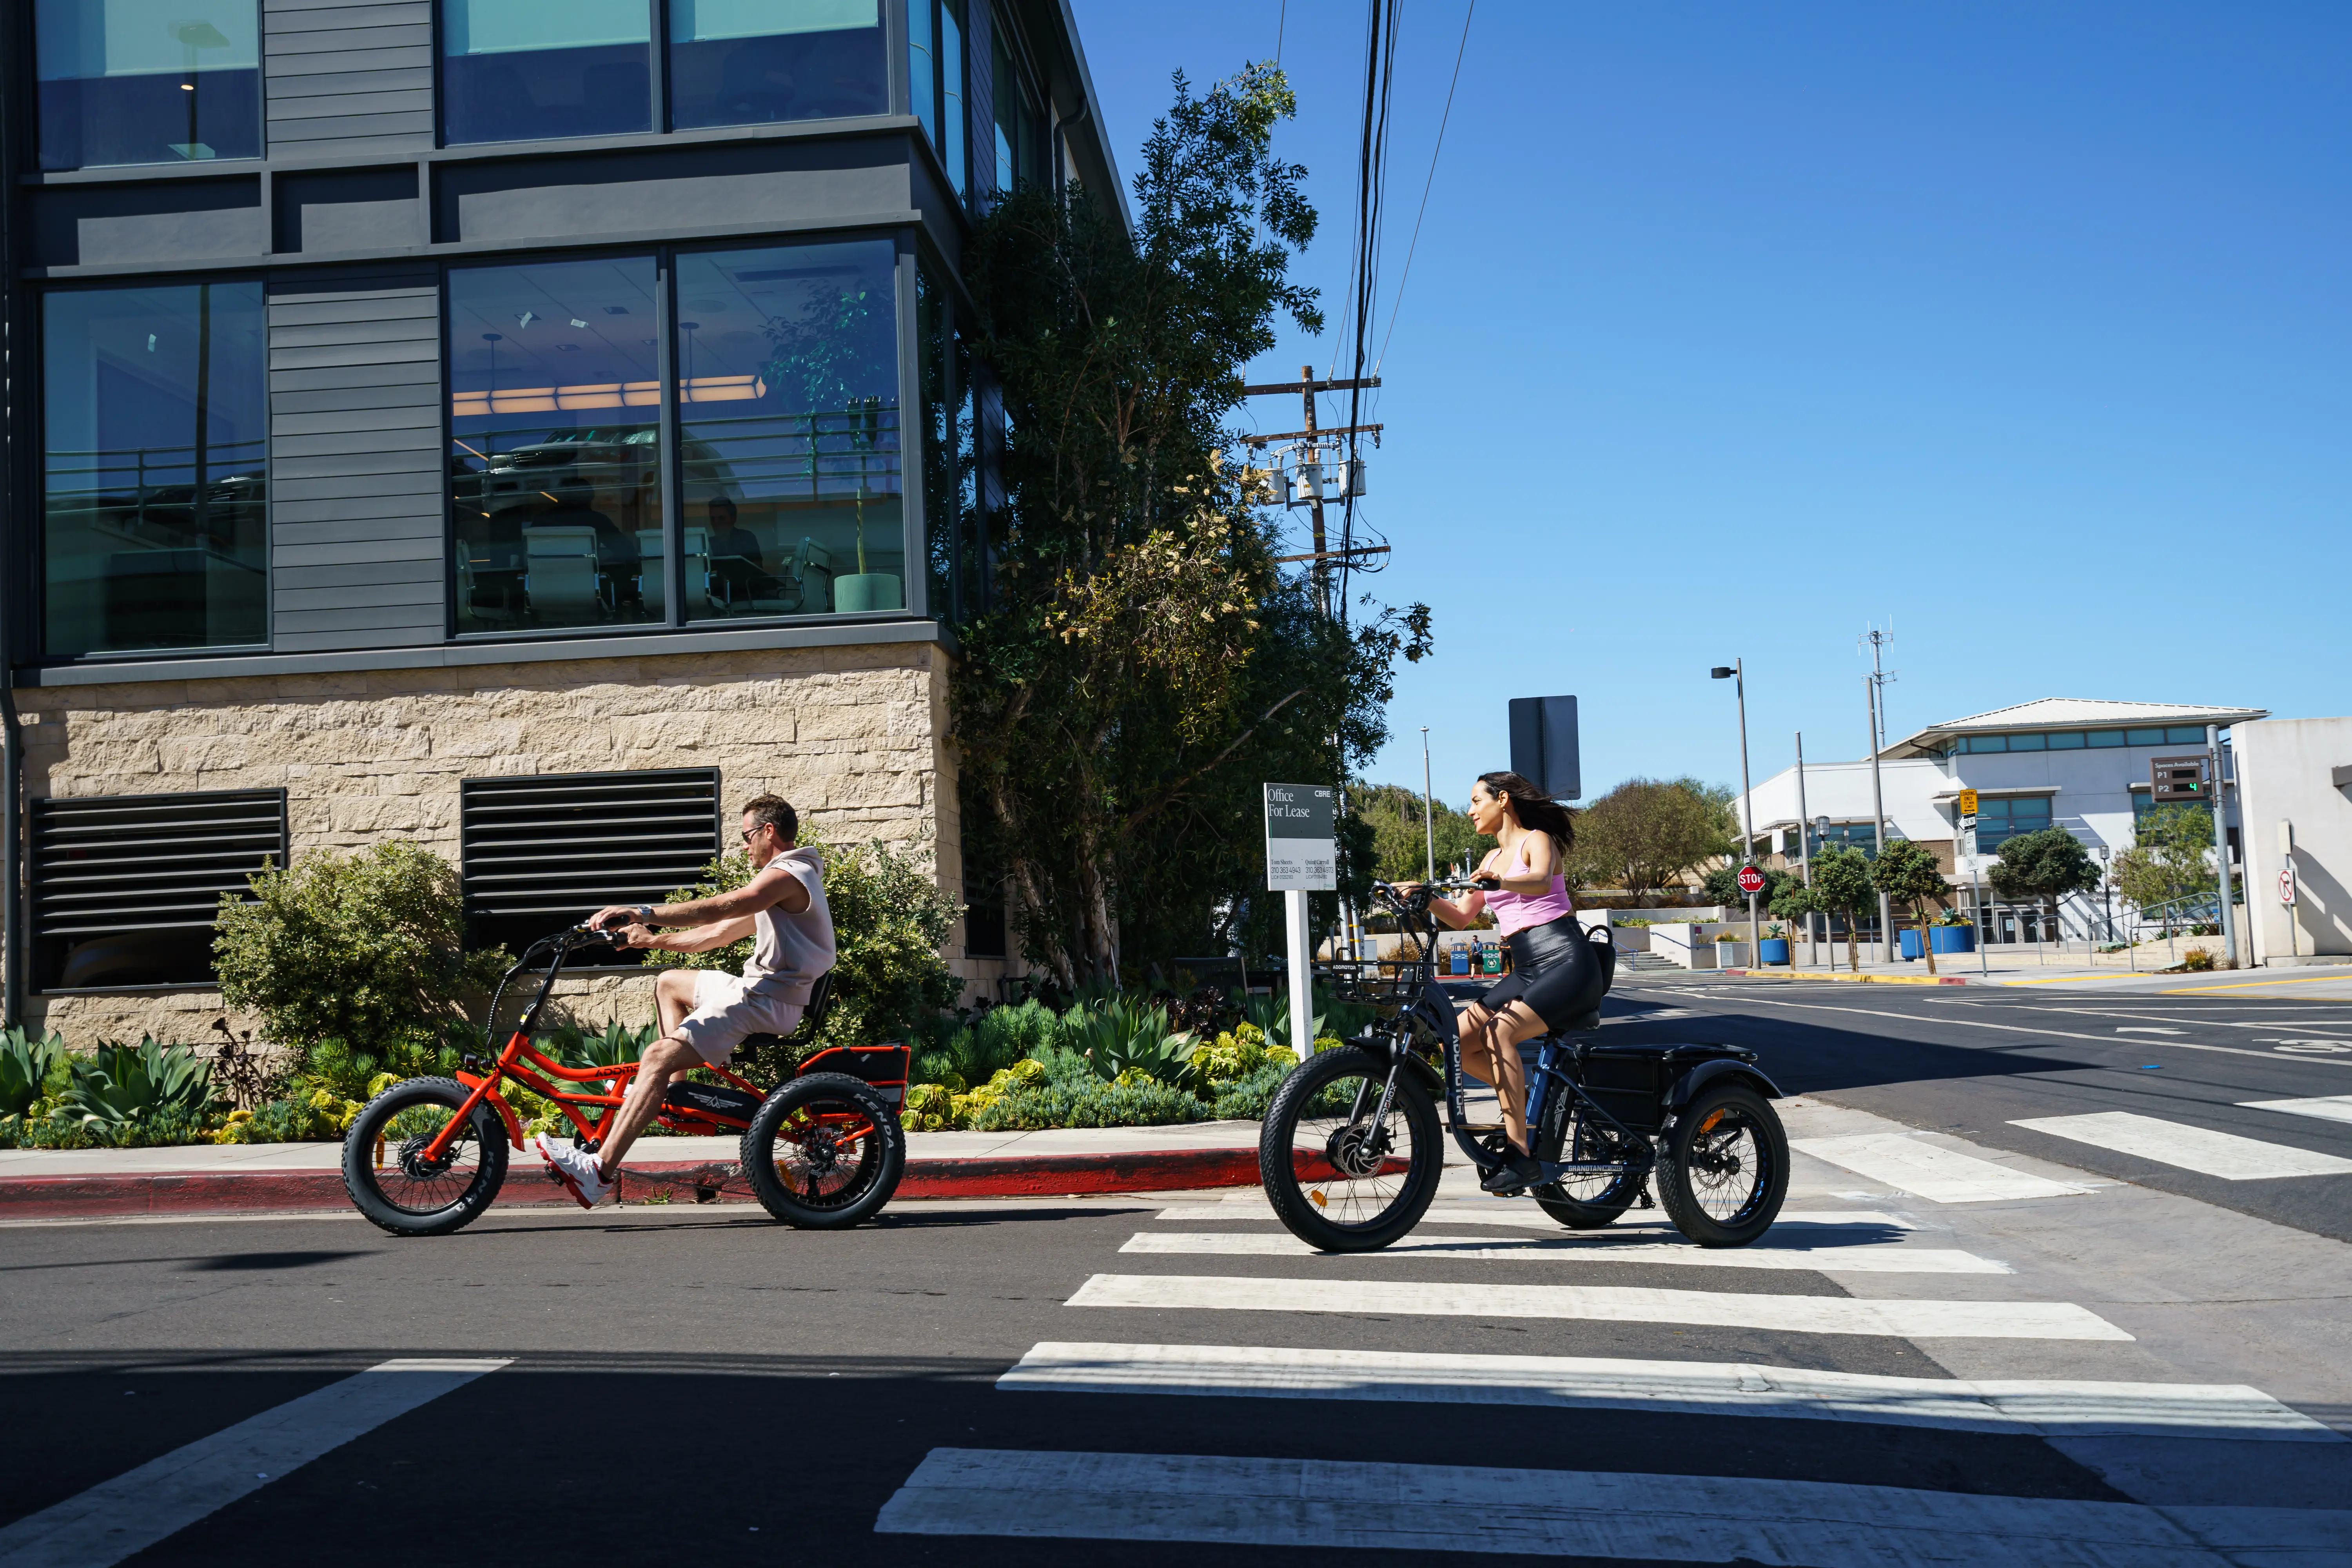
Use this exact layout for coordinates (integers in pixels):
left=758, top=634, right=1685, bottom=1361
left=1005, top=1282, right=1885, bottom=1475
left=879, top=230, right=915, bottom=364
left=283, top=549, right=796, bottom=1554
left=1323, top=1118, right=1389, bottom=1180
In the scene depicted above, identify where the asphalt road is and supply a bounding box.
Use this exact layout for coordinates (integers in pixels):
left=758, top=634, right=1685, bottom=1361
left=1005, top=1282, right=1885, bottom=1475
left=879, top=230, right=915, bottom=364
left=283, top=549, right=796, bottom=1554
left=5, top=979, right=2351, bottom=1564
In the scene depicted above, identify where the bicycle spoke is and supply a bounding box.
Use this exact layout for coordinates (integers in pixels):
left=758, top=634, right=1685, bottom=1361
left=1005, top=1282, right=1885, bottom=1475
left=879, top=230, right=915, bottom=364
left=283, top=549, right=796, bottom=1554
left=1285, top=1070, right=1417, bottom=1232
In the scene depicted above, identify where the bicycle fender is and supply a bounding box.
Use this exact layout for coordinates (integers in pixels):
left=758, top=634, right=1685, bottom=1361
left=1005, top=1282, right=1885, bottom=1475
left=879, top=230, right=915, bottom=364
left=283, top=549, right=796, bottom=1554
left=1667, top=1058, right=1783, bottom=1111
left=456, top=1070, right=526, bottom=1150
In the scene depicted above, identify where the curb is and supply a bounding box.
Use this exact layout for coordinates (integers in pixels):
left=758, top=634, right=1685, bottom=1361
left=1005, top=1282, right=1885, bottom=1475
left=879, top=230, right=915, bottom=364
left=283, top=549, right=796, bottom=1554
left=0, top=1145, right=1264, bottom=1221
left=1717, top=968, right=1971, bottom=986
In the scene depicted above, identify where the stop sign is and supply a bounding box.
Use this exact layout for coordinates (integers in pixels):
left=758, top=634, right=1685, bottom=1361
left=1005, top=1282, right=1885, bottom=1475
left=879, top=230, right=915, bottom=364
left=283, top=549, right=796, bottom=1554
left=1736, top=864, right=1766, bottom=895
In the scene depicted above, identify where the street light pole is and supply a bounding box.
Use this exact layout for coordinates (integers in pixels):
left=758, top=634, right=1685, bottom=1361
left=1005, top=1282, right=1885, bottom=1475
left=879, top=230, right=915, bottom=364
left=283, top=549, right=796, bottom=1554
left=2209, top=723, right=2238, bottom=967
left=1420, top=727, right=1436, bottom=882
left=1712, top=662, right=1759, bottom=959
left=1795, top=731, right=1813, bottom=969
left=1866, top=675, right=1893, bottom=964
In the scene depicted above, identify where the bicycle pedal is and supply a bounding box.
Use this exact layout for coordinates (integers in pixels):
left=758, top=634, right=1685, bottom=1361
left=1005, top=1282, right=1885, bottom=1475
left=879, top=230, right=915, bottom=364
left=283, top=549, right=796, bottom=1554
left=1458, top=1122, right=1505, bottom=1135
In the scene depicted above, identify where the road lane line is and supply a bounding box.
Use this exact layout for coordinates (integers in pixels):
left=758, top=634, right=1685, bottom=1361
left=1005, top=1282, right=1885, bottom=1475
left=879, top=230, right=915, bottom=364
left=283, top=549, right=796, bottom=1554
left=1712, top=993, right=2352, bottom=1070
left=2239, top=1095, right=2352, bottom=1127
left=1065, top=1273, right=2131, bottom=1339
left=1791, top=1133, right=2094, bottom=1203
left=1120, top=1230, right=2010, bottom=1275
left=2163, top=973, right=2352, bottom=993
left=2009, top=1112, right=2352, bottom=1180
left=1153, top=1201, right=1922, bottom=1230
left=876, top=1448, right=2305, bottom=1564
left=0, top=1358, right=508, bottom=1568
left=998, top=1342, right=2341, bottom=1440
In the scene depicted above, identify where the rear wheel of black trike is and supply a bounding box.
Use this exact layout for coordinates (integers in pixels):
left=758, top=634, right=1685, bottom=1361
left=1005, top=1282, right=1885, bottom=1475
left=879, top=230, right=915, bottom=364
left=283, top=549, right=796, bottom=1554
left=1259, top=1045, right=1442, bottom=1253
left=1657, top=1081, right=1788, bottom=1247
left=741, top=1073, right=905, bottom=1229
left=342, top=1077, right=511, bottom=1237
left=1529, top=1084, right=1648, bottom=1230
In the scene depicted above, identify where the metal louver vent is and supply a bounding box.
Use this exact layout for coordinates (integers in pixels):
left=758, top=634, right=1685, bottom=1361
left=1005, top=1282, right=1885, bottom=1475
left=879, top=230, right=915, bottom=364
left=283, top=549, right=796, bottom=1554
left=460, top=770, right=720, bottom=949
left=31, top=790, right=288, bottom=990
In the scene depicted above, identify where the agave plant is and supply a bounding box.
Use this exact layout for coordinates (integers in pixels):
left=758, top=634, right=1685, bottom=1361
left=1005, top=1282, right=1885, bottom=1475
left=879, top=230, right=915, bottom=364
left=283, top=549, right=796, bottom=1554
left=0, top=1027, right=68, bottom=1119
left=1242, top=992, right=1326, bottom=1053
left=1062, top=995, right=1196, bottom=1083
left=57, top=1038, right=216, bottom=1129
left=548, top=1019, right=654, bottom=1071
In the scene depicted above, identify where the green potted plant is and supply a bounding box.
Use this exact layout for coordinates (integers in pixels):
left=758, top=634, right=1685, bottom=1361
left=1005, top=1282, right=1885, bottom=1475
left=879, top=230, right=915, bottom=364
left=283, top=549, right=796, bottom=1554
left=764, top=285, right=902, bottom=613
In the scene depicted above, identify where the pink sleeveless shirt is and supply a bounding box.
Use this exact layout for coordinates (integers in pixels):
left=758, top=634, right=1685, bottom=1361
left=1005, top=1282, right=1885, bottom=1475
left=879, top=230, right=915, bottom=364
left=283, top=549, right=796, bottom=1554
left=1484, top=843, right=1575, bottom=936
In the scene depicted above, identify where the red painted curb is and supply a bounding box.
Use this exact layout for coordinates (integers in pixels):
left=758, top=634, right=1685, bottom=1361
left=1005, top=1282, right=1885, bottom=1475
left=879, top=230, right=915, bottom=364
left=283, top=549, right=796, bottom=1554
left=0, top=1145, right=1265, bottom=1220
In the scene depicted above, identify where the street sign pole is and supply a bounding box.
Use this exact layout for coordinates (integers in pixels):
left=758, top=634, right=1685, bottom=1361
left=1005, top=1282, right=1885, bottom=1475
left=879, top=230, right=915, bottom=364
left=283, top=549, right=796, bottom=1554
left=2208, top=725, right=2237, bottom=967
left=1795, top=732, right=1813, bottom=969
left=1266, top=783, right=1337, bottom=1054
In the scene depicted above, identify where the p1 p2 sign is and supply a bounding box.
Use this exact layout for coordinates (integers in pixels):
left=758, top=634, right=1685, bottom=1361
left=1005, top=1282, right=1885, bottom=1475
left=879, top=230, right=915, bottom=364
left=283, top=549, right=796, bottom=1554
left=1265, top=783, right=1337, bottom=891
left=1508, top=696, right=1581, bottom=800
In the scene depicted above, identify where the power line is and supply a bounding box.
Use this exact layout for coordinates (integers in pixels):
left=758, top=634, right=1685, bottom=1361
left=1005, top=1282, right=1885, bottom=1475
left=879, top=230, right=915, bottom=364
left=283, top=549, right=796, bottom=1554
left=1338, top=0, right=1401, bottom=623
left=1373, top=0, right=1474, bottom=380
left=1275, top=0, right=1287, bottom=66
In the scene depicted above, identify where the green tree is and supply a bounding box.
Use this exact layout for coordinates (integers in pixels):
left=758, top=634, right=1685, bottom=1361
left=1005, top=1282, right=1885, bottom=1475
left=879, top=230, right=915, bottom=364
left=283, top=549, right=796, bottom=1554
left=1989, top=828, right=2102, bottom=943
left=1576, top=777, right=1734, bottom=898
left=1872, top=838, right=1949, bottom=976
left=1809, top=846, right=1876, bottom=973
left=2112, top=806, right=2216, bottom=929
left=1349, top=783, right=1496, bottom=883
left=956, top=64, right=1429, bottom=985
left=213, top=842, right=507, bottom=1060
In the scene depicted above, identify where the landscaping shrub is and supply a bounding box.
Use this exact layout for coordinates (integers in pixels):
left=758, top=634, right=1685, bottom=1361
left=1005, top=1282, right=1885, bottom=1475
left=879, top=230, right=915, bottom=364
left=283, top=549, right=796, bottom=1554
left=969, top=1077, right=1212, bottom=1131
left=0, top=1027, right=68, bottom=1120
left=0, top=1036, right=230, bottom=1149
left=1062, top=995, right=1196, bottom=1082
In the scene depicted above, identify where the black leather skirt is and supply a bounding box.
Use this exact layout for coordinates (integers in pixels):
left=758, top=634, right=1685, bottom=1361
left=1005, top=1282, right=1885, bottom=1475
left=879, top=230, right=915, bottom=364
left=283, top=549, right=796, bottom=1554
left=1476, top=914, right=1606, bottom=1032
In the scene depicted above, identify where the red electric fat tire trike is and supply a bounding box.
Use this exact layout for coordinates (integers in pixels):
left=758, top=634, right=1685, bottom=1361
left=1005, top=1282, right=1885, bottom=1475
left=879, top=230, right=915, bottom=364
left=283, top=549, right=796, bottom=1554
left=341, top=924, right=907, bottom=1237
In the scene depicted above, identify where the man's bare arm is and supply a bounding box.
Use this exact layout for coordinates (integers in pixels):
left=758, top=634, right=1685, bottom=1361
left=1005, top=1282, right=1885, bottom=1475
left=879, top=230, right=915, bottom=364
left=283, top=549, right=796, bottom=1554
left=592, top=862, right=809, bottom=933
left=615, top=916, right=755, bottom=954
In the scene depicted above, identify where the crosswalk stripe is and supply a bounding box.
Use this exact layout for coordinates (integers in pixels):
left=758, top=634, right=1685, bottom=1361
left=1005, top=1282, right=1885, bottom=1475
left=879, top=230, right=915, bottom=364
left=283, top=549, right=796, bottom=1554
left=0, top=1358, right=508, bottom=1568
left=2010, top=1112, right=2352, bottom=1181
left=1154, top=1200, right=1923, bottom=1231
left=1066, top=1272, right=2131, bottom=1340
left=1793, top=1132, right=2095, bottom=1202
left=1119, top=1230, right=2010, bottom=1275
left=2237, top=1095, right=2352, bottom=1127
left=876, top=1448, right=2337, bottom=1564
left=998, top=1342, right=2339, bottom=1440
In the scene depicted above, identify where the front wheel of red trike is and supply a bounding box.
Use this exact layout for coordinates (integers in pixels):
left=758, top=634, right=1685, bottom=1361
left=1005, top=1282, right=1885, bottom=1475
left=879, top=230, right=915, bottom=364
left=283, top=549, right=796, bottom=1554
left=741, top=1073, right=905, bottom=1228
left=342, top=1076, right=510, bottom=1237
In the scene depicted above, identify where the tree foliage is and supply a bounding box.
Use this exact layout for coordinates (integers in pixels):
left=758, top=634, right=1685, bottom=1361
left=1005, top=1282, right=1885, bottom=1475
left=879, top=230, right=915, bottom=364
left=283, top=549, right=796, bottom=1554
left=1872, top=837, right=1949, bottom=975
left=1809, top=846, right=1877, bottom=972
left=1989, top=828, right=2101, bottom=915
left=1703, top=863, right=1791, bottom=911
left=1574, top=777, right=1734, bottom=897
left=2113, top=806, right=2215, bottom=916
left=1350, top=783, right=1496, bottom=883
left=956, top=64, right=1429, bottom=984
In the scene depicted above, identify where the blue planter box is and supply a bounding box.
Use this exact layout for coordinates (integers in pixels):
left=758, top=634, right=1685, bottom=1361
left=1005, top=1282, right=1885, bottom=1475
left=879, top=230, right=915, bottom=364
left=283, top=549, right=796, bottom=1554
left=1757, top=938, right=1791, bottom=966
left=1900, top=929, right=1923, bottom=960
left=1902, top=927, right=1978, bottom=958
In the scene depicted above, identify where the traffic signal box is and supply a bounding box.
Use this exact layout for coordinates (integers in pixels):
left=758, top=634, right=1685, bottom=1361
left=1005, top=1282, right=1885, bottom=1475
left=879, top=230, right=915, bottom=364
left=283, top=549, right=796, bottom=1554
left=2151, top=756, right=2209, bottom=804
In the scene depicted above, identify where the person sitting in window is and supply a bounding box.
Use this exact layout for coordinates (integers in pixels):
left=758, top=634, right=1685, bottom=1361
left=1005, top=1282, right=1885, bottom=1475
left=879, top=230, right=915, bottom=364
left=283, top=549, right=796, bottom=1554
left=530, top=476, right=641, bottom=608
left=706, top=494, right=778, bottom=606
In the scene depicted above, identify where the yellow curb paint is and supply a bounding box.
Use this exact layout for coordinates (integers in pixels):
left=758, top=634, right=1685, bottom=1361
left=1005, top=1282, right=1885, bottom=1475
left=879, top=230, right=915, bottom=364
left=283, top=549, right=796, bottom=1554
left=2160, top=971, right=2352, bottom=995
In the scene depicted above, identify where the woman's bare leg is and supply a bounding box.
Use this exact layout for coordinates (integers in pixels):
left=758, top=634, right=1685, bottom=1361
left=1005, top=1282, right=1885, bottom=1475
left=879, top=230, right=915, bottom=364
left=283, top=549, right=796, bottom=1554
left=1455, top=1003, right=1497, bottom=1103
left=1486, top=1002, right=1547, bottom=1155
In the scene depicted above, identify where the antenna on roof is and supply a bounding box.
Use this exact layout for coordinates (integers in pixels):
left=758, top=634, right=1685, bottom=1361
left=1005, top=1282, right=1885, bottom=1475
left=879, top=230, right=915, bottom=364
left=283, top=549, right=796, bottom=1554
left=1859, top=620, right=1896, bottom=751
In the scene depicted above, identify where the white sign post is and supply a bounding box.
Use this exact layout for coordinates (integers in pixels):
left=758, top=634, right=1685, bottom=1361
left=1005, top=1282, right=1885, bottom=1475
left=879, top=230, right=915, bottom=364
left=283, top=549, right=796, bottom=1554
left=1265, top=784, right=1337, bottom=1055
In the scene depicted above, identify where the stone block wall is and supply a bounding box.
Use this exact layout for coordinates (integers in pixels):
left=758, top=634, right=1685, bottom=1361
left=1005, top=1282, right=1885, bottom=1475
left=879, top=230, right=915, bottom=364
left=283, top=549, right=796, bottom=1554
left=13, top=640, right=975, bottom=1044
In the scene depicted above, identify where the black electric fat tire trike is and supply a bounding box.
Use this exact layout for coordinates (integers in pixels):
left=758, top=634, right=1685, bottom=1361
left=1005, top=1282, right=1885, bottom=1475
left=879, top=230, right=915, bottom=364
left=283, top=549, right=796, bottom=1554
left=1257, top=877, right=1789, bottom=1253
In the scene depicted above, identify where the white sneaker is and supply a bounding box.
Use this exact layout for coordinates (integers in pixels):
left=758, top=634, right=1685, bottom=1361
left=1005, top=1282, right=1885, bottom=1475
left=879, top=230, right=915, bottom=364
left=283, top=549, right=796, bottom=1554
left=534, top=1132, right=612, bottom=1209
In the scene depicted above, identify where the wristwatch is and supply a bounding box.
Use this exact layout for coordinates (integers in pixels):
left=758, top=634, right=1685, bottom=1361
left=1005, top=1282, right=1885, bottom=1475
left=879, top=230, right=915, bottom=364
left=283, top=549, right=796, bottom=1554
left=633, top=904, right=655, bottom=926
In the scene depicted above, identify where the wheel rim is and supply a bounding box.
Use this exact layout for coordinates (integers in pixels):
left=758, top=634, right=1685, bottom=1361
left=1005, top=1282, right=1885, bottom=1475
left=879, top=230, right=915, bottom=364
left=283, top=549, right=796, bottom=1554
left=1686, top=1105, right=1770, bottom=1223
left=770, top=1095, right=884, bottom=1209
left=369, top=1100, right=490, bottom=1216
left=1281, top=1066, right=1420, bottom=1232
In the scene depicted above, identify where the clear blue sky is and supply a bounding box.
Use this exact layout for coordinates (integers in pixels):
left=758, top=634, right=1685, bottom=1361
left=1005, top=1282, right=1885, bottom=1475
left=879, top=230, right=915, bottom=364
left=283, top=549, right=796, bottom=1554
left=1067, top=1, right=2350, bottom=807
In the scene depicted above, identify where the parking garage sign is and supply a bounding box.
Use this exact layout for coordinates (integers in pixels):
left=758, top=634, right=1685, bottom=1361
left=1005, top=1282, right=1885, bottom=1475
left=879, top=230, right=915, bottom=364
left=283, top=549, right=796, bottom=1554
left=1264, top=784, right=1337, bottom=891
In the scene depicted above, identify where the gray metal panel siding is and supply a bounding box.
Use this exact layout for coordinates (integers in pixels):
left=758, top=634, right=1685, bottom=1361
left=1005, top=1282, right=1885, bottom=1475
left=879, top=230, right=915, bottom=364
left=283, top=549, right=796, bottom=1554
left=264, top=0, right=436, bottom=158
left=267, top=273, right=447, bottom=650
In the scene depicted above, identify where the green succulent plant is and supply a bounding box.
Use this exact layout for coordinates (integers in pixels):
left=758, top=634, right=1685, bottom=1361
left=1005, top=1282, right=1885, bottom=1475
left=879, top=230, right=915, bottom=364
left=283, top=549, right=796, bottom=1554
left=0, top=1027, right=69, bottom=1119
left=57, top=1038, right=216, bottom=1129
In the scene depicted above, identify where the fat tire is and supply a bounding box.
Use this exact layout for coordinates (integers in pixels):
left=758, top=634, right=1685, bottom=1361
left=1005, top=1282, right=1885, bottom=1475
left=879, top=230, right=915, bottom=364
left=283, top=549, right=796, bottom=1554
left=341, top=1076, right=510, bottom=1238
left=1529, top=1083, right=1646, bottom=1230
left=1258, top=1045, right=1442, bottom=1253
left=740, top=1072, right=905, bottom=1229
left=1657, top=1081, right=1788, bottom=1247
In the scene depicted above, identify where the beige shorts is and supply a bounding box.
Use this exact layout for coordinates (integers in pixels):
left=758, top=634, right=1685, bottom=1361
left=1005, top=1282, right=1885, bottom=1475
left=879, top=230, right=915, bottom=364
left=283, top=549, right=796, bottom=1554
left=672, top=970, right=805, bottom=1067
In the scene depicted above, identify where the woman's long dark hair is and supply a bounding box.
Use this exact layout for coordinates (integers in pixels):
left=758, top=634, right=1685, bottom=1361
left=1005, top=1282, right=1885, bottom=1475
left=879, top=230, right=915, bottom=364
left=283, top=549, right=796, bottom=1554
left=1478, top=771, right=1575, bottom=862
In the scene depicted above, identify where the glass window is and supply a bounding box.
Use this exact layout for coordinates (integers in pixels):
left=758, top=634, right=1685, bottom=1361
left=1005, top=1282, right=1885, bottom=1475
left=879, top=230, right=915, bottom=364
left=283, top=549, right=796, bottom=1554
left=441, top=0, right=652, bottom=145
left=35, top=0, right=261, bottom=170
left=991, top=18, right=1046, bottom=193
left=2125, top=727, right=2167, bottom=745
left=2165, top=725, right=2208, bottom=744
left=677, top=240, right=904, bottom=618
left=2008, top=732, right=2046, bottom=751
left=2046, top=730, right=2085, bottom=750
left=447, top=256, right=664, bottom=634
left=671, top=0, right=885, bottom=129
left=2086, top=728, right=2125, bottom=748
left=1962, top=734, right=2007, bottom=753
left=42, top=282, right=267, bottom=657
left=908, top=0, right=967, bottom=198
left=1978, top=795, right=2053, bottom=851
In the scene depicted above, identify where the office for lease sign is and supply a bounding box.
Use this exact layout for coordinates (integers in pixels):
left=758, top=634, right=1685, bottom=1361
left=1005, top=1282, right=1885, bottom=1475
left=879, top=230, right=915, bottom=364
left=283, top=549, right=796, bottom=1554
left=1264, top=784, right=1336, bottom=891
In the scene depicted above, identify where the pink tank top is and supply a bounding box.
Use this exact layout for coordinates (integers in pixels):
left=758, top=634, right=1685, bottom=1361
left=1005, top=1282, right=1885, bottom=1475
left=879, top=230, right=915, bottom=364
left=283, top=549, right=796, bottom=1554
left=1484, top=843, right=1574, bottom=936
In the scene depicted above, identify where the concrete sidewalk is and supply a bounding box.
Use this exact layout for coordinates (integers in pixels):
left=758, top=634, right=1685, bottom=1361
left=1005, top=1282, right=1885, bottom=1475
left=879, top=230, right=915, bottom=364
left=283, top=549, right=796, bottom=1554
left=0, top=1120, right=1270, bottom=1220
left=1706, top=950, right=2352, bottom=996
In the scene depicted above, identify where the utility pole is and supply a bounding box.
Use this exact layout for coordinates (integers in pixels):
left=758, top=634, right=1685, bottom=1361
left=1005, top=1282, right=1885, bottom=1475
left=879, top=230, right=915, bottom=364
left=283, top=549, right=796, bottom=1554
left=1421, top=727, right=1437, bottom=881
left=1795, top=731, right=1813, bottom=968
left=2209, top=723, right=2238, bottom=967
left=1866, top=676, right=1893, bottom=964
left=1711, top=662, right=1759, bottom=959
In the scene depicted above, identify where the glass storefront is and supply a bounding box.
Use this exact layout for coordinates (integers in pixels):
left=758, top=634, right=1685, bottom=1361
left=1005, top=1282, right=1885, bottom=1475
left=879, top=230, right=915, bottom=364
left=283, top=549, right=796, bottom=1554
left=42, top=282, right=268, bottom=656
left=35, top=0, right=262, bottom=170
left=441, top=0, right=653, bottom=145
left=677, top=239, right=904, bottom=618
left=446, top=256, right=666, bottom=633
left=670, top=0, right=886, bottom=129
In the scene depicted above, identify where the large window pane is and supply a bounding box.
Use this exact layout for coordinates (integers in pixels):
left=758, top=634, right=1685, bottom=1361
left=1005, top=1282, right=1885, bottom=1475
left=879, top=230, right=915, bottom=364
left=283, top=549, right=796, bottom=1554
left=677, top=240, right=902, bottom=619
left=670, top=0, right=885, bottom=129
left=992, top=20, right=1046, bottom=193
left=908, top=0, right=966, bottom=198
left=42, top=282, right=267, bottom=656
left=448, top=257, right=664, bottom=634
left=35, top=0, right=261, bottom=170
left=442, top=0, right=651, bottom=145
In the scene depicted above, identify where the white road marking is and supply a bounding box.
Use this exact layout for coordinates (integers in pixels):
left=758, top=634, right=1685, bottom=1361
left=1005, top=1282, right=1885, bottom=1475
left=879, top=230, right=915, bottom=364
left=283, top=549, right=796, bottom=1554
left=1726, top=992, right=2352, bottom=1071
left=0, top=1358, right=508, bottom=1568
left=2116, top=1027, right=2183, bottom=1035
left=1792, top=1133, right=2094, bottom=1203
left=2010, top=1112, right=2352, bottom=1181
left=2239, top=1095, right=2352, bottom=1127
left=1153, top=1200, right=1922, bottom=1230
left=1120, top=1230, right=2009, bottom=1275
left=1066, top=1273, right=2131, bottom=1340
left=877, top=1448, right=2335, bottom=1564
left=998, top=1342, right=2340, bottom=1440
